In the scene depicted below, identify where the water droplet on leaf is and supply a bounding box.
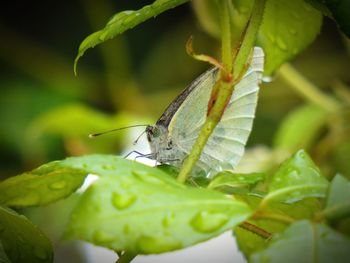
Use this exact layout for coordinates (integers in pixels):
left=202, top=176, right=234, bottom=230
left=93, top=230, right=115, bottom=244
left=190, top=211, right=228, bottom=233
left=132, top=171, right=164, bottom=185
left=49, top=180, right=67, bottom=190
left=10, top=193, right=40, bottom=206
left=111, top=192, right=137, bottom=209
left=262, top=76, right=273, bottom=83
left=137, top=236, right=181, bottom=254
left=99, top=31, right=110, bottom=42
left=162, top=212, right=175, bottom=227
left=123, top=224, right=131, bottom=234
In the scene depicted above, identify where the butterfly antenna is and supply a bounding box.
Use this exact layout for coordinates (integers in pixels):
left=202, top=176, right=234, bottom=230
left=89, top=124, right=149, bottom=138
left=133, top=130, right=147, bottom=145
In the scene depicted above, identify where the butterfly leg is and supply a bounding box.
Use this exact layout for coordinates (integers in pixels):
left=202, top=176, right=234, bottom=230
left=124, top=150, right=150, bottom=159
left=135, top=153, right=154, bottom=161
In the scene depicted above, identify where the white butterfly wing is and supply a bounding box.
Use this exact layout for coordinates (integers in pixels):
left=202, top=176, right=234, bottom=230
left=168, top=67, right=217, bottom=139
left=168, top=47, right=264, bottom=174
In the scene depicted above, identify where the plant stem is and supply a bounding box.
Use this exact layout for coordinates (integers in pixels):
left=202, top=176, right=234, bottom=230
left=221, top=0, right=233, bottom=75
left=116, top=252, right=137, bottom=263
left=279, top=63, right=341, bottom=113
left=177, top=0, right=266, bottom=183
left=177, top=0, right=232, bottom=183
left=238, top=221, right=272, bottom=239
left=253, top=211, right=295, bottom=224
left=233, top=0, right=266, bottom=79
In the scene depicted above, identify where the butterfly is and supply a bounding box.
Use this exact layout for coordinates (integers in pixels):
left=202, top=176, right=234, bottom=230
left=146, top=47, right=264, bottom=176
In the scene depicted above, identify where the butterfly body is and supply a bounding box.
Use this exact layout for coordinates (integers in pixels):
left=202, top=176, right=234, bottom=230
left=146, top=47, right=264, bottom=176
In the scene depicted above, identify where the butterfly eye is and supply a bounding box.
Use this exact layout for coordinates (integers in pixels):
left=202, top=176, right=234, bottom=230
left=152, top=127, right=160, bottom=138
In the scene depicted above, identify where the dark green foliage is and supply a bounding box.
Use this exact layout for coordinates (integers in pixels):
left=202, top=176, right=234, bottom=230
left=308, top=0, right=350, bottom=37
left=0, top=206, right=53, bottom=263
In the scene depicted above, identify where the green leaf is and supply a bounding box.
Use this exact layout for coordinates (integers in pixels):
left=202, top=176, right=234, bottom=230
left=331, top=141, right=350, bottom=180
left=74, top=0, right=190, bottom=74
left=323, top=174, right=350, bottom=222
left=0, top=161, right=87, bottom=208
left=208, top=171, right=265, bottom=194
left=323, top=0, right=350, bottom=37
left=261, top=150, right=329, bottom=206
left=250, top=220, right=350, bottom=263
left=0, top=242, right=10, bottom=263
left=234, top=196, right=322, bottom=258
left=64, top=155, right=251, bottom=254
left=274, top=104, right=328, bottom=152
left=305, top=0, right=333, bottom=17
left=0, top=206, right=53, bottom=263
left=192, top=0, right=254, bottom=40
left=310, top=0, right=350, bottom=37
left=257, top=0, right=323, bottom=74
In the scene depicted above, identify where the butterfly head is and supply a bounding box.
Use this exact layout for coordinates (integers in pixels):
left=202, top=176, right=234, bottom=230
left=146, top=125, right=161, bottom=142
left=146, top=124, right=170, bottom=154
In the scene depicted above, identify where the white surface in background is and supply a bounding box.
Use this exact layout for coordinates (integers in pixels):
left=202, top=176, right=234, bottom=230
left=77, top=174, right=99, bottom=193
left=83, top=232, right=246, bottom=263
left=122, top=126, right=154, bottom=165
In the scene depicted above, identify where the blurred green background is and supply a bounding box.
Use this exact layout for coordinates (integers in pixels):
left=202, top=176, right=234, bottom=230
left=0, top=0, right=214, bottom=179
left=1, top=1, right=350, bottom=262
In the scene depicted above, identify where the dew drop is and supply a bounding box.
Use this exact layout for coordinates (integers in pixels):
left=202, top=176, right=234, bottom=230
left=132, top=171, right=164, bottom=185
left=137, top=236, right=181, bottom=254
left=49, top=180, right=67, bottom=190
left=286, top=167, right=294, bottom=174
left=298, top=151, right=306, bottom=159
left=162, top=212, right=175, bottom=227
left=123, top=224, right=131, bottom=235
left=108, top=11, right=132, bottom=26
left=111, top=192, right=137, bottom=209
left=99, top=31, right=109, bottom=41
left=120, top=179, right=132, bottom=189
left=11, top=193, right=40, bottom=206
left=262, top=75, right=273, bottom=83
left=190, top=211, right=228, bottom=233
left=93, top=230, right=115, bottom=244
left=276, top=37, right=288, bottom=51
left=288, top=170, right=299, bottom=179
left=102, top=164, right=113, bottom=170
left=123, top=16, right=135, bottom=25
left=34, top=246, right=48, bottom=260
